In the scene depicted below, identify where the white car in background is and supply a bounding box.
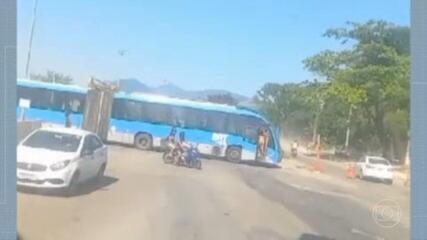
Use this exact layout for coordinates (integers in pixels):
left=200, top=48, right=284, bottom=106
left=17, top=127, right=108, bottom=196
left=357, top=156, right=394, bottom=184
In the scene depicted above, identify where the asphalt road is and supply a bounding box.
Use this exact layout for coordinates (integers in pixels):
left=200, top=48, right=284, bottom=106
left=18, top=145, right=409, bottom=240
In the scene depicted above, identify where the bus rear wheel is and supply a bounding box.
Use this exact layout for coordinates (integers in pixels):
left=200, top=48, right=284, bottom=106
left=135, top=133, right=152, bottom=150
left=226, top=147, right=242, bottom=163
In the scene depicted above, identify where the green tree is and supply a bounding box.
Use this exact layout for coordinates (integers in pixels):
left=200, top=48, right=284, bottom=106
left=257, top=20, right=409, bottom=162
left=256, top=81, right=319, bottom=139
left=304, top=20, right=409, bottom=160
left=30, top=70, right=74, bottom=84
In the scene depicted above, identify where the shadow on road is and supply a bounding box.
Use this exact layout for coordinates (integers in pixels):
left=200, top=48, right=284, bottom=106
left=17, top=175, right=119, bottom=198
left=299, top=233, right=335, bottom=240
left=107, top=141, right=166, bottom=153
left=239, top=160, right=281, bottom=169
left=358, top=176, right=393, bottom=186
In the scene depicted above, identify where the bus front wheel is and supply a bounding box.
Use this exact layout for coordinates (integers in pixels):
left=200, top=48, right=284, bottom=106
left=135, top=133, right=153, bottom=150
left=226, top=147, right=242, bottom=163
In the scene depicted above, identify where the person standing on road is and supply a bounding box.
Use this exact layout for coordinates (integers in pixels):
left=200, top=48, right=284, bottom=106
left=257, top=127, right=268, bottom=160
left=263, top=128, right=270, bottom=156
left=65, top=102, right=73, bottom=128
left=291, top=139, right=299, bottom=157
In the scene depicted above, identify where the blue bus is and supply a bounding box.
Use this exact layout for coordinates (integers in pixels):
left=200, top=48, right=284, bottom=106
left=17, top=79, right=87, bottom=127
left=109, top=93, right=283, bottom=164
left=17, top=79, right=283, bottom=165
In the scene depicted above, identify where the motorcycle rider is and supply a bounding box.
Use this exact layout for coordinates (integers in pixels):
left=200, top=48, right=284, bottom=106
left=165, top=127, right=178, bottom=158
left=167, top=127, right=177, bottom=144
left=177, top=132, right=191, bottom=164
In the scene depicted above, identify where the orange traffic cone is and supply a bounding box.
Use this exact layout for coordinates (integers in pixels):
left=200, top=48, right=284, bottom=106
left=310, top=143, right=324, bottom=173
left=312, top=160, right=324, bottom=172
left=346, top=163, right=357, bottom=179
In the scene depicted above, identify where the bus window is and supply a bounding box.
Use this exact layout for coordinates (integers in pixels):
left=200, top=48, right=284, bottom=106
left=125, top=100, right=144, bottom=121
left=112, top=99, right=145, bottom=121
left=206, top=111, right=228, bottom=133
left=112, top=99, right=127, bottom=119
left=51, top=91, right=68, bottom=111
left=183, top=108, right=208, bottom=129
left=227, top=114, right=265, bottom=143
left=170, top=106, right=186, bottom=127
left=67, top=92, right=86, bottom=113
left=28, top=88, right=52, bottom=109
left=143, top=103, right=173, bottom=125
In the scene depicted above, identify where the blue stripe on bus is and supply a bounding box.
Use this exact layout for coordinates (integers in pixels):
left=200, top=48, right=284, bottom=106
left=18, top=107, right=84, bottom=126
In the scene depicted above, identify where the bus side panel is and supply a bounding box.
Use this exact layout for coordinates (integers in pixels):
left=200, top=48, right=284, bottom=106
left=226, top=134, right=281, bottom=164
left=109, top=119, right=172, bottom=146
left=16, top=107, right=84, bottom=127
left=180, top=128, right=215, bottom=155
left=226, top=135, right=257, bottom=161
left=267, top=148, right=281, bottom=164
left=183, top=129, right=251, bottom=158
left=269, top=126, right=282, bottom=163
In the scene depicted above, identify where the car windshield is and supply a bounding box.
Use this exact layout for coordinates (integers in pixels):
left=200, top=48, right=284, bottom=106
left=369, top=157, right=389, bottom=165
left=22, top=130, right=82, bottom=152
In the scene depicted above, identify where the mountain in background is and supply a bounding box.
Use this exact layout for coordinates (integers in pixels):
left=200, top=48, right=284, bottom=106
left=118, top=78, right=249, bottom=103
left=118, top=78, right=151, bottom=93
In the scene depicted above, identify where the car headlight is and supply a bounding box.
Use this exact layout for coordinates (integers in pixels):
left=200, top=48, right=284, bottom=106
left=50, top=160, right=71, bottom=171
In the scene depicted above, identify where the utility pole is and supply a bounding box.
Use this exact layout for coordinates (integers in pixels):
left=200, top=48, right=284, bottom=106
left=25, top=0, right=39, bottom=78
left=344, top=105, right=353, bottom=150
left=312, top=98, right=325, bottom=145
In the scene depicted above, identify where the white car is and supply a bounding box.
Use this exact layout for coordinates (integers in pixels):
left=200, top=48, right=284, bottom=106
left=357, top=156, right=393, bottom=184
left=17, top=127, right=108, bottom=196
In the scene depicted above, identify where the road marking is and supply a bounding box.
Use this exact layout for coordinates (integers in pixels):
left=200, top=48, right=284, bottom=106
left=351, top=228, right=385, bottom=240
left=285, top=182, right=352, bottom=199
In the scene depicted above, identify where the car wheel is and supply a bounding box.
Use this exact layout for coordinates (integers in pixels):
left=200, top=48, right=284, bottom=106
left=196, top=160, right=202, bottom=170
left=66, top=172, right=80, bottom=197
left=135, top=133, right=152, bottom=150
left=359, top=169, right=365, bottom=180
left=226, top=146, right=242, bottom=163
left=385, top=179, right=393, bottom=185
left=96, top=164, right=106, bottom=181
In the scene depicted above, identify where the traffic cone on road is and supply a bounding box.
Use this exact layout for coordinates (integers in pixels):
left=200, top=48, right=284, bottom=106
left=311, top=160, right=324, bottom=173
left=346, top=163, right=357, bottom=179
left=310, top=143, right=324, bottom=173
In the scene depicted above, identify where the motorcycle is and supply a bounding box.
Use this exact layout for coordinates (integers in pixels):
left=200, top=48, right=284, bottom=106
left=176, top=144, right=202, bottom=170
left=163, top=139, right=179, bottom=164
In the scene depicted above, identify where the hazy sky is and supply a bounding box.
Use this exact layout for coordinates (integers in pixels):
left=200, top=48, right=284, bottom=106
left=18, top=0, right=409, bottom=96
